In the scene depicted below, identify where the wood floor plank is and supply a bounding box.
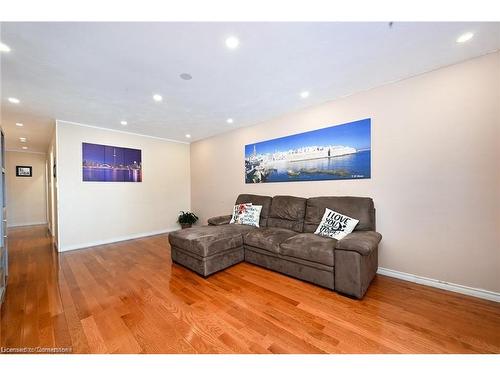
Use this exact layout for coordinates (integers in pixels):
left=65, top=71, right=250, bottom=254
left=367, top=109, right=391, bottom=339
left=80, top=315, right=109, bottom=354
left=1, top=225, right=499, bottom=354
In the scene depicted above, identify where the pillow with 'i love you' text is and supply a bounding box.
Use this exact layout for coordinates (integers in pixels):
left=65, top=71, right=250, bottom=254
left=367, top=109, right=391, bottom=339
left=314, top=208, right=359, bottom=240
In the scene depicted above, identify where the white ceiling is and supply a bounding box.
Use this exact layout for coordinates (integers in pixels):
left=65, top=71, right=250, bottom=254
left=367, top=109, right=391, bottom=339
left=1, top=22, right=499, bottom=153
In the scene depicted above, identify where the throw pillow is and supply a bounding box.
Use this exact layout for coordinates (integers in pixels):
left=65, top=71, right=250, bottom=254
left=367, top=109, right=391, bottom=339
left=314, top=208, right=359, bottom=240
left=230, top=203, right=252, bottom=224
left=230, top=203, right=262, bottom=227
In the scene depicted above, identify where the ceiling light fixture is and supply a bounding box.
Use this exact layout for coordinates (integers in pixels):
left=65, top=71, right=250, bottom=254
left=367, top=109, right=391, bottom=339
left=226, top=118, right=234, bottom=124
left=8, top=97, right=20, bottom=104
left=16, top=123, right=24, bottom=127
left=180, top=73, right=192, bottom=80
left=20, top=137, right=27, bottom=143
left=0, top=42, right=10, bottom=52
left=153, top=94, right=163, bottom=102
left=456, top=32, right=474, bottom=43
left=300, top=91, right=310, bottom=99
left=225, top=36, right=240, bottom=49
left=185, top=134, right=191, bottom=139
left=120, top=121, right=127, bottom=126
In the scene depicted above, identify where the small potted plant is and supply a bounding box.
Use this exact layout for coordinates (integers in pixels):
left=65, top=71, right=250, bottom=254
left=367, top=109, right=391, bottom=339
left=177, top=211, right=198, bottom=229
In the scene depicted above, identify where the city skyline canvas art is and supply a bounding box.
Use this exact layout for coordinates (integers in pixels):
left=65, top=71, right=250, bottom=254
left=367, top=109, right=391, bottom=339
left=245, top=118, right=371, bottom=183
left=82, top=142, right=142, bottom=182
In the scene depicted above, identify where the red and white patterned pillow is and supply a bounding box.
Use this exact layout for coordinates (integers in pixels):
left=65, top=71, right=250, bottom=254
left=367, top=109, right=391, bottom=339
left=229, top=203, right=262, bottom=227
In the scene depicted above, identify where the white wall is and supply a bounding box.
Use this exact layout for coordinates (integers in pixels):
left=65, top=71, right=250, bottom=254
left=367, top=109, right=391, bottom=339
left=191, top=52, right=500, bottom=294
left=56, top=121, right=191, bottom=252
left=47, top=130, right=58, bottom=246
left=6, top=151, right=47, bottom=227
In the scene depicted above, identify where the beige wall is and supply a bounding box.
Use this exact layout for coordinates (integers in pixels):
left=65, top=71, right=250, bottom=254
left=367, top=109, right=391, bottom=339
left=191, top=52, right=500, bottom=293
left=6, top=151, right=47, bottom=227
left=56, top=121, right=191, bottom=252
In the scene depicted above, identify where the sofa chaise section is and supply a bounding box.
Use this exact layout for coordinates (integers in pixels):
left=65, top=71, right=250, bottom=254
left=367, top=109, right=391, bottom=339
left=170, top=194, right=273, bottom=277
left=169, top=224, right=254, bottom=277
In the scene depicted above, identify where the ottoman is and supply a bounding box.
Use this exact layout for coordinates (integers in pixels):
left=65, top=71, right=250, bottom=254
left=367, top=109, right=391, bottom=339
left=168, top=224, right=255, bottom=277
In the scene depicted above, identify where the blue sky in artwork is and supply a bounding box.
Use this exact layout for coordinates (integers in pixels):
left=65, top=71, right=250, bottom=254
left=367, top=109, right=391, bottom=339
left=245, top=118, right=371, bottom=157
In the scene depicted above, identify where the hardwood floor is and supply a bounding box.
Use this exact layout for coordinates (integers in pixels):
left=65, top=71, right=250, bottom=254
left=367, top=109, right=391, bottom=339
left=1, top=225, right=499, bottom=354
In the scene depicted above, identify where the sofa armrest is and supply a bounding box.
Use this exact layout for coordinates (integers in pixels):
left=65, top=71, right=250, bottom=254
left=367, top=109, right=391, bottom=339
left=207, top=215, right=232, bottom=226
left=335, top=231, right=382, bottom=256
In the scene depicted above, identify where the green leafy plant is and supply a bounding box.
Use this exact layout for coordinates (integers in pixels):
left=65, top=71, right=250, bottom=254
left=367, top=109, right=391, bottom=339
left=177, top=211, right=199, bottom=228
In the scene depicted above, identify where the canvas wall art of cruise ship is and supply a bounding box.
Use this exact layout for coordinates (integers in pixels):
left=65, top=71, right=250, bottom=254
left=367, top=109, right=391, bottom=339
left=244, top=118, right=371, bottom=183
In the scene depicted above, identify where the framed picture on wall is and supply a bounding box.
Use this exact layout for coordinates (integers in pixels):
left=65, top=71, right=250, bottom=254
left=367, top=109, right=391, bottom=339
left=82, top=142, right=142, bottom=182
left=16, top=165, right=32, bottom=177
left=244, top=118, right=371, bottom=183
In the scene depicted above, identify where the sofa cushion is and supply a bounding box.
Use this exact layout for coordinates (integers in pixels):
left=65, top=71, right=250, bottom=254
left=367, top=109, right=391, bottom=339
left=267, top=195, right=307, bottom=232
left=169, top=224, right=254, bottom=257
left=243, top=227, right=297, bottom=254
left=280, top=233, right=336, bottom=266
left=304, top=196, right=375, bottom=233
left=335, top=230, right=382, bottom=256
left=235, top=194, right=272, bottom=227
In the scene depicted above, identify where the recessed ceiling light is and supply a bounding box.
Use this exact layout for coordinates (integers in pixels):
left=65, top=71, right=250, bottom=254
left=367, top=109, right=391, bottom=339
left=153, top=94, right=163, bottom=102
left=457, top=32, right=474, bottom=43
left=180, top=73, right=192, bottom=80
left=225, top=36, right=240, bottom=49
left=185, top=134, right=191, bottom=139
left=0, top=42, right=10, bottom=52
left=120, top=121, right=127, bottom=126
left=22, top=146, right=28, bottom=150
left=16, top=123, right=24, bottom=127
left=226, top=118, right=234, bottom=124
left=300, top=91, right=310, bottom=99
left=8, top=97, right=20, bottom=104
left=20, top=137, right=27, bottom=143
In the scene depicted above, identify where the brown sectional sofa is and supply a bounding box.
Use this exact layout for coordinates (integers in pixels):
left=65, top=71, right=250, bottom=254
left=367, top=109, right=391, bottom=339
left=168, top=194, right=382, bottom=299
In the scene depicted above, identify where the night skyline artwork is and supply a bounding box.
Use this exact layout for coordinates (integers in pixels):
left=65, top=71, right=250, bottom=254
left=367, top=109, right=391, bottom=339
left=82, top=142, right=142, bottom=182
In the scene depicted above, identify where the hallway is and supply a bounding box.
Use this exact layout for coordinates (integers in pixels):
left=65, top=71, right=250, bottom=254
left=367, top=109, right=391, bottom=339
left=0, top=225, right=70, bottom=351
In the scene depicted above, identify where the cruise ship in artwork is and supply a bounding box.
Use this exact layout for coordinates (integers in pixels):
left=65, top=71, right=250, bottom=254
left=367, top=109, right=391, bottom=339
left=249, top=144, right=356, bottom=164
left=271, top=145, right=356, bottom=162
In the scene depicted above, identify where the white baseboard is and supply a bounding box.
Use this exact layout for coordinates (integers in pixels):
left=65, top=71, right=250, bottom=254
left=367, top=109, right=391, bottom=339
left=59, top=227, right=179, bottom=252
left=377, top=267, right=500, bottom=303
left=8, top=221, right=47, bottom=228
